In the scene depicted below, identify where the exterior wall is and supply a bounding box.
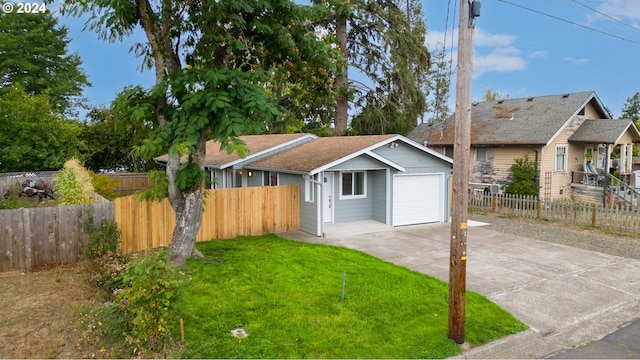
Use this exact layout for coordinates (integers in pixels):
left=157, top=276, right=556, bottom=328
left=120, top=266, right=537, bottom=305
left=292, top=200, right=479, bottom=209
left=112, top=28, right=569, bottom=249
left=247, top=171, right=263, bottom=187
left=332, top=170, right=374, bottom=223
left=370, top=170, right=387, bottom=223
left=540, top=115, right=583, bottom=200
left=279, top=172, right=320, bottom=236
left=470, top=146, right=534, bottom=185
left=375, top=143, right=452, bottom=221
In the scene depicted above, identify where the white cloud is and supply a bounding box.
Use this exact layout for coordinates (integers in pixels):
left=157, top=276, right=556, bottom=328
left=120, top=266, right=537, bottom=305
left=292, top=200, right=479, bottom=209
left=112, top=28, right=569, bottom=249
left=599, top=0, right=640, bottom=20
left=474, top=47, right=527, bottom=78
left=425, top=27, right=527, bottom=78
left=529, top=50, right=547, bottom=59
left=474, top=28, right=516, bottom=47
left=564, top=57, right=590, bottom=65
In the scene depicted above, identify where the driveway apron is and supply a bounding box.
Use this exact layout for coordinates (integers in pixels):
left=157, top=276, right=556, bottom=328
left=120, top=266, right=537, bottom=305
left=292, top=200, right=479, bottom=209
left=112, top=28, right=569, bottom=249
left=279, top=221, right=640, bottom=359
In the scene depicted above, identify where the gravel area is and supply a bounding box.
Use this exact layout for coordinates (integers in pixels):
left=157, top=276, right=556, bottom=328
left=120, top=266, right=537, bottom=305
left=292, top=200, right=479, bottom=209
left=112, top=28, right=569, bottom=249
left=469, top=213, right=640, bottom=260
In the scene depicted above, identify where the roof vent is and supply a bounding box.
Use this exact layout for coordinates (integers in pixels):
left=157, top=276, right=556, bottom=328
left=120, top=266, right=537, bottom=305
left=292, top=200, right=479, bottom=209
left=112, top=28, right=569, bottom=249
left=562, top=94, right=570, bottom=98
left=527, top=97, right=534, bottom=101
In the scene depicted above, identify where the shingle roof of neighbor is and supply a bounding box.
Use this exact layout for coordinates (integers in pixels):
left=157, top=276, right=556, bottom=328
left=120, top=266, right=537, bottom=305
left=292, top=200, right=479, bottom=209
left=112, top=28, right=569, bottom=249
left=247, top=134, right=399, bottom=173
left=569, top=119, right=640, bottom=143
left=409, top=91, right=610, bottom=146
left=155, top=133, right=315, bottom=168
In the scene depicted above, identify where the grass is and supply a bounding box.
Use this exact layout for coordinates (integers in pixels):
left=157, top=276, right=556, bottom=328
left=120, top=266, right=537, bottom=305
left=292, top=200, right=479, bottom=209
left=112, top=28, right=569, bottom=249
left=174, top=235, right=527, bottom=359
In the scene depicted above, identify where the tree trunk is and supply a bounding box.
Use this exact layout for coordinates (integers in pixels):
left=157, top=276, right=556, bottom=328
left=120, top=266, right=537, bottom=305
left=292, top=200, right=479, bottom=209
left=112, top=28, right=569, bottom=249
left=334, top=14, right=348, bottom=135
left=168, top=191, right=205, bottom=265
left=136, top=0, right=206, bottom=263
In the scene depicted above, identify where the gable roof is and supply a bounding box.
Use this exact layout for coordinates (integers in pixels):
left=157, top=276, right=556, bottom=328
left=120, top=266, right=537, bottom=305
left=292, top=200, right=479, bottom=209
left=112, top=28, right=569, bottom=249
left=569, top=119, right=640, bottom=144
left=155, top=133, right=317, bottom=169
left=409, top=91, right=610, bottom=146
left=246, top=134, right=452, bottom=175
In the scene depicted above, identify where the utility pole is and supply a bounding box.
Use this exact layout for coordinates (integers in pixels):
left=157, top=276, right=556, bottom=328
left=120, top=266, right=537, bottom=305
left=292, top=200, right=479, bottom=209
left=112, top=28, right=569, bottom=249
left=448, top=0, right=479, bottom=344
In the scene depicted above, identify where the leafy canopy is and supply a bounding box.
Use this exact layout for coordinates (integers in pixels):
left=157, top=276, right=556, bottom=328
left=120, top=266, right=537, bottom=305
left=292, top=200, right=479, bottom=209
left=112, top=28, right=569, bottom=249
left=0, top=85, right=85, bottom=172
left=0, top=11, right=89, bottom=115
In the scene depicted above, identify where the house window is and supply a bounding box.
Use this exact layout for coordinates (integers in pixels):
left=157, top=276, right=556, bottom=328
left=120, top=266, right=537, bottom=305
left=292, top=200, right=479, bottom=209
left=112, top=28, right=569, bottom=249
left=263, top=171, right=278, bottom=186
left=476, top=147, right=487, bottom=161
left=340, top=171, right=366, bottom=199
left=555, top=145, right=567, bottom=172
left=304, top=176, right=315, bottom=203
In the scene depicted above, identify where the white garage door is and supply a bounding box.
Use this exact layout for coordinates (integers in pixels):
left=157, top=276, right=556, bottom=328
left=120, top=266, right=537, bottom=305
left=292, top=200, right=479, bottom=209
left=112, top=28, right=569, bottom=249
left=393, top=173, right=444, bottom=226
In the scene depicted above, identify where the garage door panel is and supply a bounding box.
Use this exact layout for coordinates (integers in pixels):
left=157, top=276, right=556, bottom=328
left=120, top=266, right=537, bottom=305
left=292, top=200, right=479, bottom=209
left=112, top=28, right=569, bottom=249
left=393, top=174, right=443, bottom=226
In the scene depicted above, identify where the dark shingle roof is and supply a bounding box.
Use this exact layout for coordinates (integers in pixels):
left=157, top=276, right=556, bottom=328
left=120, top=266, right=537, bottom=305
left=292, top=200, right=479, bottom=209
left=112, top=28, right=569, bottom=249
left=409, top=91, right=609, bottom=146
left=155, top=133, right=315, bottom=168
left=569, top=119, right=640, bottom=143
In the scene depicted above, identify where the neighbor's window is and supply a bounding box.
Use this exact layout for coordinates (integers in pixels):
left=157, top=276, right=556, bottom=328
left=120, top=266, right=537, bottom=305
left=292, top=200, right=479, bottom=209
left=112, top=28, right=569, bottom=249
left=555, top=145, right=567, bottom=171
left=341, top=171, right=366, bottom=199
left=476, top=147, right=487, bottom=161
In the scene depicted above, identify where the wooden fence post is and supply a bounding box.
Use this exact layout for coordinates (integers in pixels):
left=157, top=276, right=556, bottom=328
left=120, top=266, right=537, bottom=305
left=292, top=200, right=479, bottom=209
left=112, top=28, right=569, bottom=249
left=536, top=200, right=541, bottom=219
left=491, top=194, right=496, bottom=213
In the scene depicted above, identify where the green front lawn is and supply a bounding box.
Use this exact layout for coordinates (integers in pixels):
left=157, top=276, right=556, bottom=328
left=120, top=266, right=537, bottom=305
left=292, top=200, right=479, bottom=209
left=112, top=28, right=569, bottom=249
left=176, top=235, right=527, bottom=358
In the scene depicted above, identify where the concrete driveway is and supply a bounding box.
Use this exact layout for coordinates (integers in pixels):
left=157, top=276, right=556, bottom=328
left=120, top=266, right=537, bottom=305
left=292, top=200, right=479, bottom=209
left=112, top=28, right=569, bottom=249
left=279, top=220, right=640, bottom=358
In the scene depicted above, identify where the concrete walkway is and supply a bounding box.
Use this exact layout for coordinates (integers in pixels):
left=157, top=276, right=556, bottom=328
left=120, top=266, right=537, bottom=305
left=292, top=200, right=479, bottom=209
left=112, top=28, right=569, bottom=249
left=279, top=221, right=640, bottom=359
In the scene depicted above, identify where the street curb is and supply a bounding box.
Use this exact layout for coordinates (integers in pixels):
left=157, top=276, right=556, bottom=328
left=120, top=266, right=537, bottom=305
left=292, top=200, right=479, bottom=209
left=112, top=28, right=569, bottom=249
left=451, top=328, right=541, bottom=359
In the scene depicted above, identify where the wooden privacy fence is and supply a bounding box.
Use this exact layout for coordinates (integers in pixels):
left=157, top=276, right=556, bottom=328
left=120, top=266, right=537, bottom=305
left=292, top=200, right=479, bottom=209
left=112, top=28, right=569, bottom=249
left=470, top=193, right=640, bottom=236
left=115, top=185, right=300, bottom=254
left=0, top=202, right=114, bottom=272
left=104, top=172, right=150, bottom=196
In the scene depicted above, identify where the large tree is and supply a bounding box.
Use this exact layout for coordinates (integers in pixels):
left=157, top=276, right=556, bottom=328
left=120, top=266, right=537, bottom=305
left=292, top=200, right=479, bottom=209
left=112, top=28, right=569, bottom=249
left=0, top=85, right=85, bottom=172
left=80, top=106, right=154, bottom=172
left=0, top=11, right=89, bottom=115
left=66, top=0, right=336, bottom=263
left=314, top=0, right=431, bottom=135
left=621, top=92, right=640, bottom=123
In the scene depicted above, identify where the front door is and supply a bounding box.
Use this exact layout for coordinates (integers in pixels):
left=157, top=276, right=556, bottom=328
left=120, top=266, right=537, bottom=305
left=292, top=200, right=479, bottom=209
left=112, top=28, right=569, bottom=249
left=322, top=172, right=334, bottom=223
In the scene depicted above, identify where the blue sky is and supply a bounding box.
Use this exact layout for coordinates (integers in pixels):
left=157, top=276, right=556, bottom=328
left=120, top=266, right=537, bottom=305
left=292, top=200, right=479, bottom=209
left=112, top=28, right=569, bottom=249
left=58, top=0, right=640, bottom=119
left=423, top=0, right=640, bottom=118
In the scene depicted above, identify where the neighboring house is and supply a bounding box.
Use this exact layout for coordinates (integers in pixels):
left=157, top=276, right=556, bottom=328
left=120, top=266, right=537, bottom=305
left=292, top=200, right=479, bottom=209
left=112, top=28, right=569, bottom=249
left=155, top=133, right=317, bottom=188
left=157, top=133, right=453, bottom=236
left=245, top=134, right=453, bottom=236
left=408, top=91, right=640, bottom=203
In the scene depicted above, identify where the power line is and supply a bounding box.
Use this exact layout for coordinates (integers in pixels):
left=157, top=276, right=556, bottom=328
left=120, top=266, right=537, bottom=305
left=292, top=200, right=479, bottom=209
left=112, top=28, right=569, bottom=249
left=496, top=0, right=640, bottom=48
left=569, top=0, right=640, bottom=33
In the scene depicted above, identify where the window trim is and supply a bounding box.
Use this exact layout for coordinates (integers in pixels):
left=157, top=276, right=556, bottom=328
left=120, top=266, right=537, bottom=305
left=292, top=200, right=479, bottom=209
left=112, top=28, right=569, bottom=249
left=304, top=176, right=315, bottom=203
left=555, top=144, right=568, bottom=172
left=339, top=171, right=367, bottom=199
left=475, top=147, right=487, bottom=161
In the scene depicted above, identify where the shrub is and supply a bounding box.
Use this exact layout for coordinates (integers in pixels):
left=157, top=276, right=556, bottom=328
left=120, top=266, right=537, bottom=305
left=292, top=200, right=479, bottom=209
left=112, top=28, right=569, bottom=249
left=90, top=172, right=119, bottom=200
left=55, top=158, right=96, bottom=205
left=83, top=217, right=128, bottom=292
left=115, top=249, right=186, bottom=354
left=503, top=153, right=540, bottom=196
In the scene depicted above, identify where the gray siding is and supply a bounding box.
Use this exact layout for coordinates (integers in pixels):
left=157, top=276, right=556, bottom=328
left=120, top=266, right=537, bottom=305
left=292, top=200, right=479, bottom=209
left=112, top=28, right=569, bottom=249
left=377, top=144, right=452, bottom=222
left=328, top=155, right=388, bottom=170
left=332, top=170, right=374, bottom=223
left=370, top=170, right=387, bottom=223
left=373, top=143, right=451, bottom=173
left=278, top=172, right=319, bottom=236
left=247, top=171, right=263, bottom=187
